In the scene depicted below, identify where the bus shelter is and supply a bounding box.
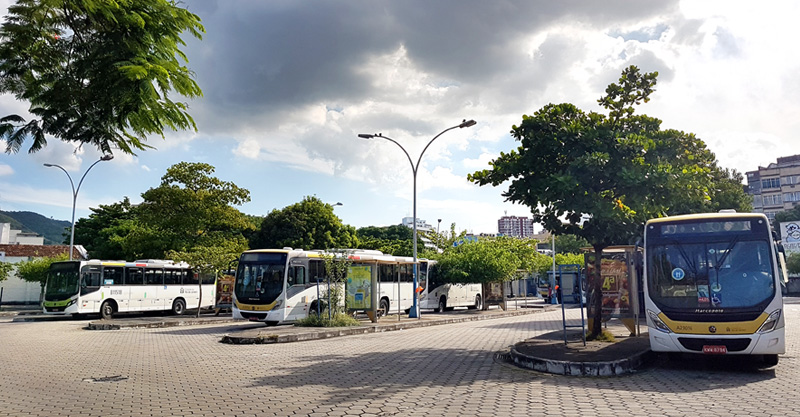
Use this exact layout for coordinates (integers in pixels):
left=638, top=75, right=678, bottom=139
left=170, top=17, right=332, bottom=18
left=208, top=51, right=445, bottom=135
left=345, top=262, right=378, bottom=322
left=584, top=246, right=642, bottom=336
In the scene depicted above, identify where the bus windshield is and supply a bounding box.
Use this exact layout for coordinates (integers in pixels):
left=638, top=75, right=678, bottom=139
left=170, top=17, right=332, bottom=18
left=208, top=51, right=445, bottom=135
left=44, top=262, right=81, bottom=301
left=647, top=239, right=774, bottom=310
left=235, top=253, right=287, bottom=304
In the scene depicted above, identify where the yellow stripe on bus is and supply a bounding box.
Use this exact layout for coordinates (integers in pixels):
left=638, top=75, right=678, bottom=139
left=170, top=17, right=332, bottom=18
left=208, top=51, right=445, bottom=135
left=658, top=312, right=769, bottom=335
left=235, top=300, right=277, bottom=312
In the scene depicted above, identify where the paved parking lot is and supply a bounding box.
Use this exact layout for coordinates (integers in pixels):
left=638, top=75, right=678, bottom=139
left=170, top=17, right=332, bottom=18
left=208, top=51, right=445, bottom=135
left=1, top=300, right=799, bottom=416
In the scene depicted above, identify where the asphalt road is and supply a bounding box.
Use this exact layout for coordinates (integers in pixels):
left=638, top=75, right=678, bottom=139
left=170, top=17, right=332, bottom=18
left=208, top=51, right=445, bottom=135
left=1, top=299, right=799, bottom=416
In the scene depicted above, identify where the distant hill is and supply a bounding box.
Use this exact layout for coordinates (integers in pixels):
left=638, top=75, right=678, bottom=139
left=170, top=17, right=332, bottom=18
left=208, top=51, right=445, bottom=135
left=0, top=210, right=71, bottom=245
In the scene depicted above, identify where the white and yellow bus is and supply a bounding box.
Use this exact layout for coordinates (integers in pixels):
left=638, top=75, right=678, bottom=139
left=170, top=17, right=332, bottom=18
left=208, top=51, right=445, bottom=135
left=43, top=259, right=216, bottom=319
left=233, top=248, right=483, bottom=325
left=644, top=212, right=786, bottom=365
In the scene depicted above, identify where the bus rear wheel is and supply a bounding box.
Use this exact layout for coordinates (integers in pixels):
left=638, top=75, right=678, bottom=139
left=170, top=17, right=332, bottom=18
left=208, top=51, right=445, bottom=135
left=172, top=299, right=186, bottom=316
left=100, top=301, right=115, bottom=320
left=468, top=294, right=482, bottom=310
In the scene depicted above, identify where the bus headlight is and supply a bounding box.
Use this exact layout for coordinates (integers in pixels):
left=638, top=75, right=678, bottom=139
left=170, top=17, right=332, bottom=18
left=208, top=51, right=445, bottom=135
left=273, top=300, right=283, bottom=309
left=647, top=310, right=672, bottom=333
left=67, top=298, right=77, bottom=307
left=757, top=309, right=781, bottom=333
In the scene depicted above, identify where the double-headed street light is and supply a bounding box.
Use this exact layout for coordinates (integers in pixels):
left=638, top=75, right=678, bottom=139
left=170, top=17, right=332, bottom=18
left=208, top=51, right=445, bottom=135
left=44, top=155, right=114, bottom=260
left=358, top=119, right=477, bottom=318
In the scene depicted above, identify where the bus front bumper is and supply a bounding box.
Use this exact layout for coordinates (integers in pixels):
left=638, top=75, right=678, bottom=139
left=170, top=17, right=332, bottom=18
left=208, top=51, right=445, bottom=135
left=649, top=327, right=785, bottom=355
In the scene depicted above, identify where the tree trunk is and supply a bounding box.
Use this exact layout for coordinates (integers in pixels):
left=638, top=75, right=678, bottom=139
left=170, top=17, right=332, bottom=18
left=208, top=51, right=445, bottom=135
left=481, top=282, right=490, bottom=311
left=588, top=245, right=605, bottom=339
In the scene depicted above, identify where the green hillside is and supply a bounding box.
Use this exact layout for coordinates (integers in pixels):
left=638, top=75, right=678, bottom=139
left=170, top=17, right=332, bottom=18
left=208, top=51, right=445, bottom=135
left=0, top=211, right=70, bottom=245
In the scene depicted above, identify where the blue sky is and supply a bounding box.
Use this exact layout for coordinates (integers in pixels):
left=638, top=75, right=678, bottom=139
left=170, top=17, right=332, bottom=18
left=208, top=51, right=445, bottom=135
left=0, top=1, right=798, bottom=235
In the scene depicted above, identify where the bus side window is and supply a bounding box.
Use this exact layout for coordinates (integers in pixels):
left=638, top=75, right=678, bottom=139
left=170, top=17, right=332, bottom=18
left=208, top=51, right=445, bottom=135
left=379, top=265, right=394, bottom=283
left=81, top=266, right=102, bottom=288
left=145, top=268, right=163, bottom=285
left=184, top=271, right=199, bottom=285
left=400, top=264, right=412, bottom=283
left=309, top=260, right=326, bottom=283
left=126, top=267, right=144, bottom=285
left=103, top=266, right=123, bottom=286
left=164, top=270, right=178, bottom=285
left=288, top=266, right=306, bottom=286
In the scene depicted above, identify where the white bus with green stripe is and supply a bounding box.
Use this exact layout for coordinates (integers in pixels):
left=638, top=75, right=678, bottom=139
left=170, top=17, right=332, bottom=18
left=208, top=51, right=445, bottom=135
left=42, top=259, right=216, bottom=319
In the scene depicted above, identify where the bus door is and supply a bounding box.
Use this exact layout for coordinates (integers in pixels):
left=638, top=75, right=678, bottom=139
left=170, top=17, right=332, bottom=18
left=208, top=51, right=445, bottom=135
left=286, top=259, right=310, bottom=321
left=101, top=266, right=127, bottom=312
left=144, top=268, right=164, bottom=310
left=79, top=264, right=102, bottom=312
left=126, top=266, right=145, bottom=311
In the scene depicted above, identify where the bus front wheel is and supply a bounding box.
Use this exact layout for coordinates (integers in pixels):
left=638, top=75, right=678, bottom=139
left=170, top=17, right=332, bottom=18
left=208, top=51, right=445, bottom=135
left=763, top=354, right=779, bottom=367
left=378, top=298, right=390, bottom=317
left=436, top=297, right=447, bottom=313
left=172, top=299, right=186, bottom=316
left=100, top=301, right=115, bottom=320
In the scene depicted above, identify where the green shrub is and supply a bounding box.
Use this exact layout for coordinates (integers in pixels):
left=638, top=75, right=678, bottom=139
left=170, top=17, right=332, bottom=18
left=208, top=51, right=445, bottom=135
left=586, top=329, right=616, bottom=342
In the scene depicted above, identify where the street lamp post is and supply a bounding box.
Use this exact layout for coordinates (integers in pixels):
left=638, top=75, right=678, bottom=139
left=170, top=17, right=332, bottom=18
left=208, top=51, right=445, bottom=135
left=358, top=119, right=477, bottom=318
left=44, top=155, right=114, bottom=260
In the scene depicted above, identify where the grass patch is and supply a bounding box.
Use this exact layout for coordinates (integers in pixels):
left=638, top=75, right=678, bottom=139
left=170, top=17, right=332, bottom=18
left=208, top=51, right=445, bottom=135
left=295, top=313, right=361, bottom=327
left=586, top=330, right=616, bottom=342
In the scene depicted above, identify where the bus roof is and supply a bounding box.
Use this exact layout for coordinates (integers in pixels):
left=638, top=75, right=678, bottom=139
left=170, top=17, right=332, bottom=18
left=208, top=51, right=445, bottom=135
left=646, top=212, right=768, bottom=225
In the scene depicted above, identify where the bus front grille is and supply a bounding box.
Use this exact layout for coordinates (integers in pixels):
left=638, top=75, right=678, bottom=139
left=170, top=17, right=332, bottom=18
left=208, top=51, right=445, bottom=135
left=240, top=312, right=267, bottom=320
left=677, top=338, right=751, bottom=352
left=45, top=306, right=66, bottom=313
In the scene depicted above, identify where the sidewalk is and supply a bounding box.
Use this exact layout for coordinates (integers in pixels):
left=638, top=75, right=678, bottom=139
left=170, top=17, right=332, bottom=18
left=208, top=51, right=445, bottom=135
left=499, top=318, right=653, bottom=376
left=5, top=301, right=653, bottom=376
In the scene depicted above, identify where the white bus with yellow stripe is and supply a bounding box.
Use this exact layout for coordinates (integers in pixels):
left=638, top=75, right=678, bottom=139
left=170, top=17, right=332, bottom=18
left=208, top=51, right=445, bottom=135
left=644, top=212, right=786, bottom=365
left=42, top=259, right=215, bottom=319
left=233, top=248, right=421, bottom=325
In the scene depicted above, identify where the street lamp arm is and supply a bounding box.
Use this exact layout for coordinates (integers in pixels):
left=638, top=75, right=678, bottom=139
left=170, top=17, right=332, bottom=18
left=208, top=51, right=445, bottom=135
left=361, top=133, right=416, bottom=174
left=75, top=158, right=106, bottom=197
left=43, top=164, right=76, bottom=197
left=356, top=120, right=476, bottom=319
left=43, top=155, right=113, bottom=260
left=416, top=123, right=467, bottom=170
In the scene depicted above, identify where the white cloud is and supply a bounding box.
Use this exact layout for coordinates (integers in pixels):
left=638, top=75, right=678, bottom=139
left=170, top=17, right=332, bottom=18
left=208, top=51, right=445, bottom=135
left=0, top=164, right=13, bottom=176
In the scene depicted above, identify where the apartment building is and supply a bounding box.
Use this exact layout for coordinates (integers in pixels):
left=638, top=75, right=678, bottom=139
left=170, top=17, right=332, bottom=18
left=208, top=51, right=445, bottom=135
left=497, top=215, right=535, bottom=238
left=746, top=154, right=800, bottom=221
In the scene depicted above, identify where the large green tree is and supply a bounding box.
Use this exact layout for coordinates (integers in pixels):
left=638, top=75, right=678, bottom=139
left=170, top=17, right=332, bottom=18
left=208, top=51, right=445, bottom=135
left=553, top=234, right=590, bottom=255
left=71, top=197, right=137, bottom=259
left=469, top=66, right=749, bottom=338
left=126, top=162, right=254, bottom=258
left=0, top=0, right=204, bottom=154
left=356, top=224, right=415, bottom=256
left=250, top=196, right=357, bottom=250
left=72, top=162, right=254, bottom=260
left=357, top=225, right=413, bottom=241
left=434, top=237, right=539, bottom=310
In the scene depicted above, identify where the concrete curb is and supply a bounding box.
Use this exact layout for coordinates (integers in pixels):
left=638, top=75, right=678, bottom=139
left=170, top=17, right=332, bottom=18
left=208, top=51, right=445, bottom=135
left=86, top=316, right=234, bottom=330
left=220, top=305, right=556, bottom=344
left=499, top=344, right=655, bottom=376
